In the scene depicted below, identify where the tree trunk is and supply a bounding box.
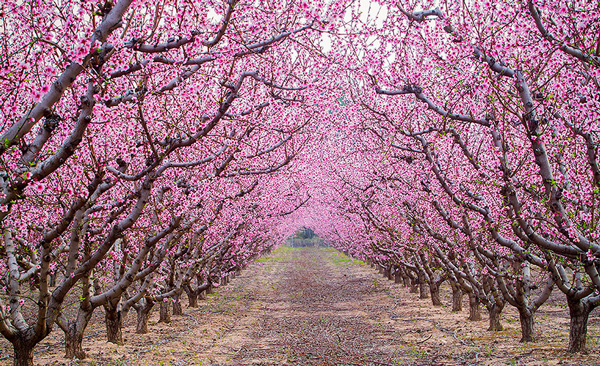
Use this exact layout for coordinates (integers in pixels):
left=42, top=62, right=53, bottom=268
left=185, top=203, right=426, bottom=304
left=518, top=308, right=536, bottom=342
left=12, top=340, right=35, bottom=366
left=64, top=309, right=94, bottom=360
left=468, top=294, right=482, bottom=321
left=105, top=307, right=123, bottom=345
left=567, top=298, right=592, bottom=353
left=206, top=285, right=213, bottom=295
left=159, top=301, right=171, bottom=323
left=402, top=271, right=411, bottom=287
left=136, top=299, right=154, bottom=334
left=429, top=282, right=442, bottom=306
left=48, top=272, right=57, bottom=287
left=409, top=277, right=419, bottom=293
left=394, top=273, right=402, bottom=284
left=186, top=287, right=198, bottom=308
left=64, top=325, right=86, bottom=360
left=172, top=293, right=183, bottom=316
left=487, top=303, right=504, bottom=331
left=385, top=266, right=393, bottom=280
left=418, top=273, right=429, bottom=299
left=451, top=283, right=463, bottom=312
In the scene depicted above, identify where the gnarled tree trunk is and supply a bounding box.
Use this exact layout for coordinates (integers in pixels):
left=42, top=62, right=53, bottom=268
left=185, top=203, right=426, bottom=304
left=567, top=298, right=593, bottom=353
left=159, top=300, right=171, bottom=323
left=184, top=284, right=198, bottom=308
left=518, top=308, right=536, bottom=342
left=429, top=281, right=442, bottom=306
left=64, top=309, right=94, bottom=360
left=135, top=298, right=155, bottom=334
left=172, top=292, right=183, bottom=316
left=468, top=294, right=482, bottom=321
left=65, top=326, right=86, bottom=360
left=105, top=307, right=123, bottom=345
left=487, top=303, right=504, bottom=331
left=418, top=273, right=429, bottom=300
left=12, top=338, right=35, bottom=366
left=451, top=283, right=463, bottom=312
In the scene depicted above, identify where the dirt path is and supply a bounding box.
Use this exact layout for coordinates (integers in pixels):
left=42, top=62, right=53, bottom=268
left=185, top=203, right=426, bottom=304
left=5, top=246, right=600, bottom=365
left=222, top=247, right=409, bottom=366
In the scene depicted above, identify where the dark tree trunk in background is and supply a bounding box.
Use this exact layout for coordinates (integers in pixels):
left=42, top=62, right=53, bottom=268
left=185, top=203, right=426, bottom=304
left=451, top=283, right=463, bottom=312
left=487, top=303, right=504, bottom=331
left=184, top=285, right=199, bottom=308
left=468, top=294, right=482, bottom=321
left=48, top=272, right=57, bottom=287
left=394, top=271, right=402, bottom=284
left=385, top=266, right=393, bottom=280
left=418, top=273, right=429, bottom=299
left=136, top=298, right=155, bottom=334
left=172, top=292, right=183, bottom=316
left=429, top=282, right=442, bottom=306
left=159, top=301, right=171, bottom=323
left=409, top=275, right=419, bottom=294
left=402, top=273, right=410, bottom=287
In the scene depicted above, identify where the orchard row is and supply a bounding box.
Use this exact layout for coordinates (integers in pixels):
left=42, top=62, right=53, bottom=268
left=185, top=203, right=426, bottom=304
left=1, top=0, right=599, bottom=365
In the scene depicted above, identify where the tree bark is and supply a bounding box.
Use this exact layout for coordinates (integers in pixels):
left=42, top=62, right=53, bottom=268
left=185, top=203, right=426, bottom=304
left=172, top=293, right=183, bottom=316
left=64, top=309, right=94, bottom=360
left=487, top=303, right=504, bottom=331
left=12, top=339, right=35, bottom=366
left=384, top=266, right=393, bottom=280
left=394, top=271, right=402, bottom=283
left=185, top=286, right=198, bottom=308
left=518, top=308, right=536, bottom=342
left=402, top=273, right=410, bottom=287
left=567, top=298, right=592, bottom=353
left=468, top=294, right=482, bottom=321
left=409, top=276, right=419, bottom=293
left=105, top=307, right=123, bottom=345
left=136, top=299, right=154, bottom=334
left=418, top=273, right=429, bottom=299
left=159, top=300, right=171, bottom=323
left=429, top=282, right=442, bottom=306
left=64, top=325, right=86, bottom=360
left=451, top=282, right=463, bottom=312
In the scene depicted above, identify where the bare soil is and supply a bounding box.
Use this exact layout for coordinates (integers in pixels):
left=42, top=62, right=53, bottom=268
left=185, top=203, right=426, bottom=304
left=2, top=246, right=600, bottom=365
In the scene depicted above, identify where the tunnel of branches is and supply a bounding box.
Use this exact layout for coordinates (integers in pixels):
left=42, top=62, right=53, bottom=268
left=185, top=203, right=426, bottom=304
left=1, top=0, right=600, bottom=364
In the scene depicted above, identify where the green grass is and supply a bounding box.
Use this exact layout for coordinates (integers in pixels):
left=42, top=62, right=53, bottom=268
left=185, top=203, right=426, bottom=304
left=322, top=247, right=366, bottom=265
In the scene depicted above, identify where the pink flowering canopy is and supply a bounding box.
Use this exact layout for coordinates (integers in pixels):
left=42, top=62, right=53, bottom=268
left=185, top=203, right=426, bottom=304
left=1, top=0, right=600, bottom=363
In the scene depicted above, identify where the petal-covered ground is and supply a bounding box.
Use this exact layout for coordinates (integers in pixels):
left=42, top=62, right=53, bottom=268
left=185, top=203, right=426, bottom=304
left=6, top=246, right=600, bottom=365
